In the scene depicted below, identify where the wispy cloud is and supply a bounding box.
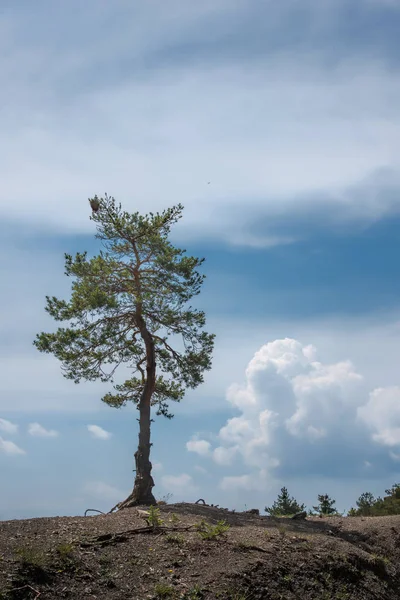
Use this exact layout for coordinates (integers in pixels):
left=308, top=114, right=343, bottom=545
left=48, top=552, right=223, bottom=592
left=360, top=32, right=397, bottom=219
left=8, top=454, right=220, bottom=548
left=28, top=422, right=59, bottom=438
left=87, top=424, right=112, bottom=440
left=0, top=418, right=18, bottom=435
left=0, top=436, right=25, bottom=456
left=1, top=1, right=399, bottom=246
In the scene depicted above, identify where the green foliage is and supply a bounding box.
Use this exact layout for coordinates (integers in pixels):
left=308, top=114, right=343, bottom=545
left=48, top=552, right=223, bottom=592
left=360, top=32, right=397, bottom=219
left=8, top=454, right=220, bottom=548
left=34, top=195, right=215, bottom=419
left=56, top=543, right=74, bottom=560
left=195, top=519, right=230, bottom=540
left=154, top=582, right=175, bottom=598
left=348, top=492, right=376, bottom=516
left=265, top=487, right=305, bottom=516
left=169, top=513, right=179, bottom=524
left=14, top=546, right=47, bottom=568
left=147, top=505, right=164, bottom=527
left=348, top=483, right=400, bottom=516
left=313, top=493, right=337, bottom=515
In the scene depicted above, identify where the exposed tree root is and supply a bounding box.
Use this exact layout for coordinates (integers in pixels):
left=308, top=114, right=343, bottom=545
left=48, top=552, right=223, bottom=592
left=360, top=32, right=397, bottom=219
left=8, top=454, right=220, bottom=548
left=78, top=524, right=197, bottom=548
left=108, top=491, right=157, bottom=513
left=84, top=508, right=106, bottom=516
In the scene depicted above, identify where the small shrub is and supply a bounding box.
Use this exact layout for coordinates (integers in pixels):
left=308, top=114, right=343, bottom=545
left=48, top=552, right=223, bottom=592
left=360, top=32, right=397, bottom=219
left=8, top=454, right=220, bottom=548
left=277, top=524, right=287, bottom=538
left=15, top=546, right=47, bottom=568
left=169, top=513, right=179, bottom=525
left=235, top=540, right=252, bottom=550
left=195, top=519, right=230, bottom=540
left=157, top=493, right=173, bottom=505
left=56, top=543, right=74, bottom=560
left=154, top=582, right=175, bottom=598
left=148, top=505, right=164, bottom=527
left=166, top=533, right=184, bottom=545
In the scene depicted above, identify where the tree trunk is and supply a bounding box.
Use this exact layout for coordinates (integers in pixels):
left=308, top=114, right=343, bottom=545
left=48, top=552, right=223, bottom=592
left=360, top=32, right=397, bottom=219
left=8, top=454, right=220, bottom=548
left=109, top=321, right=157, bottom=512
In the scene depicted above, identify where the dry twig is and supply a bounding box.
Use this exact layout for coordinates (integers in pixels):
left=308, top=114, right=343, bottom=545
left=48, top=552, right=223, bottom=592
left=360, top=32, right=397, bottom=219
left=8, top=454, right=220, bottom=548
left=9, top=585, right=41, bottom=599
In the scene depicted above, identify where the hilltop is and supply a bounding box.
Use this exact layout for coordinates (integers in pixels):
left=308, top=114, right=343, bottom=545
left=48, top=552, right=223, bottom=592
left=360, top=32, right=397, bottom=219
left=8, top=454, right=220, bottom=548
left=1, top=502, right=400, bottom=599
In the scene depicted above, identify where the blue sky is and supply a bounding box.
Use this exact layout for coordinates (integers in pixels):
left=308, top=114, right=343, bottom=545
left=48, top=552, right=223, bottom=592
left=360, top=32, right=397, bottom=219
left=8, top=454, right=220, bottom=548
left=1, top=0, right=400, bottom=520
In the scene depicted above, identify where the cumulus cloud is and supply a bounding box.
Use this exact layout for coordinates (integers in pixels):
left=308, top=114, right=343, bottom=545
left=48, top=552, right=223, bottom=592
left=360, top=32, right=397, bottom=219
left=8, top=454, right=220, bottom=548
left=187, top=337, right=400, bottom=485
left=186, top=439, right=211, bottom=456
left=358, top=387, right=400, bottom=447
left=161, top=473, right=198, bottom=495
left=152, top=462, right=163, bottom=472
left=87, top=425, right=111, bottom=440
left=0, top=437, right=25, bottom=456
left=0, top=418, right=18, bottom=435
left=28, top=423, right=59, bottom=438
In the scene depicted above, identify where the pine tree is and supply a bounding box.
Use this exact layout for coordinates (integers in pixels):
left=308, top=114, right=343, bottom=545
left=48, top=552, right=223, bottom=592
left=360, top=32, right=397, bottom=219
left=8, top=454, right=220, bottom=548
left=265, top=487, right=305, bottom=516
left=34, top=195, right=215, bottom=510
left=313, top=493, right=337, bottom=515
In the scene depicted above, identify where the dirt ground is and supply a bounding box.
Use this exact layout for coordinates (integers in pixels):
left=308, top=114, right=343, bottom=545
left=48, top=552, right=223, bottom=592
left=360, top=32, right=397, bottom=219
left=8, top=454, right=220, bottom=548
left=1, top=502, right=400, bottom=599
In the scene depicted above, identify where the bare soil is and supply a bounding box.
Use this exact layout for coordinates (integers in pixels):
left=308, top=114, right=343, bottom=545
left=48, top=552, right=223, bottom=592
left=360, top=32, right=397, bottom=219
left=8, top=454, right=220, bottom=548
left=1, top=502, right=400, bottom=599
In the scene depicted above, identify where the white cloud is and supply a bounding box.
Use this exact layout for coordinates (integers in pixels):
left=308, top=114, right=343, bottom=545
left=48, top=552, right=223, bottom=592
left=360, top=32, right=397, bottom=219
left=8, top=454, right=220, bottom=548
left=0, top=436, right=25, bottom=456
left=87, top=424, right=112, bottom=440
left=358, top=387, right=400, bottom=447
left=189, top=336, right=400, bottom=483
left=161, top=473, right=198, bottom=495
left=0, top=418, right=18, bottom=435
left=186, top=439, right=211, bottom=456
left=83, top=481, right=124, bottom=502
left=152, top=462, right=163, bottom=472
left=212, top=445, right=239, bottom=466
left=28, top=422, right=59, bottom=438
left=219, top=471, right=269, bottom=492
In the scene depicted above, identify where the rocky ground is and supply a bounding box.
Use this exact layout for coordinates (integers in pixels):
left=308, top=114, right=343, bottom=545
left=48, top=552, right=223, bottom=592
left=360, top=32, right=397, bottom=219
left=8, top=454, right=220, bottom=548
left=1, top=502, right=400, bottom=599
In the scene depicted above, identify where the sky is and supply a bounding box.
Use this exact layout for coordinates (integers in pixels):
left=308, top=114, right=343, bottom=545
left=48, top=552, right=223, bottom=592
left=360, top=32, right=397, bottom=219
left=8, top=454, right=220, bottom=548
left=1, top=0, right=400, bottom=520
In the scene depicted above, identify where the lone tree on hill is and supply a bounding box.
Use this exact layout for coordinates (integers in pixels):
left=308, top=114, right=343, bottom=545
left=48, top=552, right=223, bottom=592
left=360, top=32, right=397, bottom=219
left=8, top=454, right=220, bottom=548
left=34, top=195, right=215, bottom=510
left=313, top=493, right=337, bottom=515
left=265, top=487, right=305, bottom=516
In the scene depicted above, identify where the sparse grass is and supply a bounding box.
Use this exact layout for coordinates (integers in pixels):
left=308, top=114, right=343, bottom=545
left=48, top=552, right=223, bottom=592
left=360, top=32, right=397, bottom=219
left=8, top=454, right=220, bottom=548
left=235, top=540, right=252, bottom=550
left=169, top=512, right=180, bottom=525
left=157, top=493, right=173, bottom=505
left=14, top=545, right=47, bottom=568
left=154, top=582, right=176, bottom=598
left=166, top=533, right=184, bottom=545
left=56, top=543, right=74, bottom=561
left=370, top=553, right=390, bottom=566
left=195, top=519, right=230, bottom=540
left=264, top=529, right=275, bottom=539
left=183, top=584, right=204, bottom=599
left=277, top=524, right=287, bottom=538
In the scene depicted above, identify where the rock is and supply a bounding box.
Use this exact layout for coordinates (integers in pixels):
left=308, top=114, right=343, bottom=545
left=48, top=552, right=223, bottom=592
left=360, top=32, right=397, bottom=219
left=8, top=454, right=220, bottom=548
left=291, top=511, right=307, bottom=520
left=245, top=508, right=260, bottom=515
